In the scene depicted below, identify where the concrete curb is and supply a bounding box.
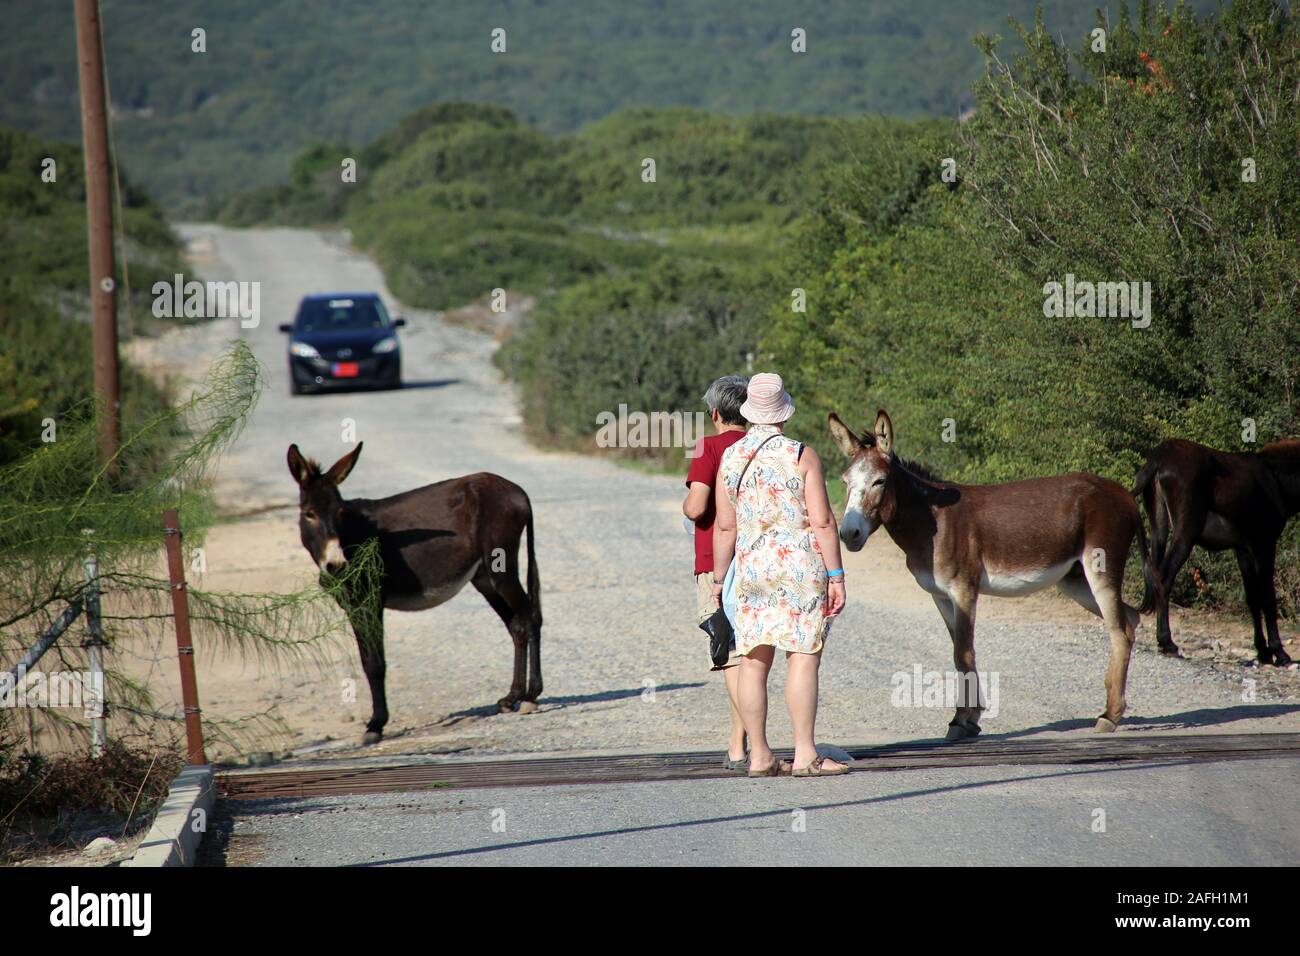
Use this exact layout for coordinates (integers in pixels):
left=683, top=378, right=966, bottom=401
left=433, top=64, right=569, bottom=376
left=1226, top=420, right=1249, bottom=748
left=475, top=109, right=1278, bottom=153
left=122, top=764, right=214, bottom=867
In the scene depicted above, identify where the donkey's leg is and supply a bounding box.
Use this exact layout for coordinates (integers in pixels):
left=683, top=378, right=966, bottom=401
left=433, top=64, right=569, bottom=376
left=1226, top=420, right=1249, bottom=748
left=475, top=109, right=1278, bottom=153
left=495, top=567, right=542, bottom=704
left=496, top=532, right=542, bottom=702
left=1155, top=489, right=1207, bottom=656
left=943, top=587, right=983, bottom=741
left=1148, top=487, right=1178, bottom=655
left=1234, top=547, right=1271, bottom=663
left=471, top=570, right=528, bottom=712
left=1081, top=563, right=1135, bottom=733
left=1251, top=545, right=1292, bottom=667
left=931, top=593, right=967, bottom=740
left=930, top=593, right=956, bottom=633
left=1155, top=526, right=1190, bottom=655
left=347, top=605, right=388, bottom=745
left=524, top=622, right=542, bottom=703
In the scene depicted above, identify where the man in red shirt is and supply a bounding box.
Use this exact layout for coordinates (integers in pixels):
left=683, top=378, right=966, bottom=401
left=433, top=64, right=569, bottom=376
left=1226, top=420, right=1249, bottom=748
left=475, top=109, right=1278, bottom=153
left=683, top=375, right=749, bottom=770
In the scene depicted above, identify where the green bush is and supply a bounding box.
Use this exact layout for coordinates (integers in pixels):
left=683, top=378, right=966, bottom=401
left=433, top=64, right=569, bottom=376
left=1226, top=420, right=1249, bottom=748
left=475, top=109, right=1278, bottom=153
left=499, top=258, right=765, bottom=459
left=0, top=292, right=177, bottom=473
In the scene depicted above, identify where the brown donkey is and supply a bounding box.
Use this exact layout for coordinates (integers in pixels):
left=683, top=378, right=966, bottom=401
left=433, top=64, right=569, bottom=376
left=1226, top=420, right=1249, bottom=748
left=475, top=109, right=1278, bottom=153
left=288, top=442, right=542, bottom=743
left=829, top=410, right=1143, bottom=739
left=1132, top=438, right=1299, bottom=666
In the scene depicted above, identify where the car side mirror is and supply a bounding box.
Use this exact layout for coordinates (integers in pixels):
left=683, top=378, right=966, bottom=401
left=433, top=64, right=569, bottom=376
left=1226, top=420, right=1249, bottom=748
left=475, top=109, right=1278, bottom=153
left=394, top=317, right=407, bottom=328
left=278, top=323, right=293, bottom=333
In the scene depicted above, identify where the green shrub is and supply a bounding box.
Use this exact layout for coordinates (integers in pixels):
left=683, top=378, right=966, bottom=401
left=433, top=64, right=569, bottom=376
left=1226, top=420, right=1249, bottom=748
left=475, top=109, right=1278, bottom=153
left=499, top=258, right=765, bottom=459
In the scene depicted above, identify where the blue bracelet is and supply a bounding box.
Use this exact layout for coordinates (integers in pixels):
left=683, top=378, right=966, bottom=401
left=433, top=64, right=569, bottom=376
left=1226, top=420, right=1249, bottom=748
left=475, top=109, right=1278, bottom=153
left=826, top=568, right=844, bottom=578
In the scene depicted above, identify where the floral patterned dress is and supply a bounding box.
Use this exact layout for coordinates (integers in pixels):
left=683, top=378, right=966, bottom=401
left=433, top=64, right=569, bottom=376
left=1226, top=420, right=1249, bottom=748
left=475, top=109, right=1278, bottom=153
left=719, top=424, right=830, bottom=655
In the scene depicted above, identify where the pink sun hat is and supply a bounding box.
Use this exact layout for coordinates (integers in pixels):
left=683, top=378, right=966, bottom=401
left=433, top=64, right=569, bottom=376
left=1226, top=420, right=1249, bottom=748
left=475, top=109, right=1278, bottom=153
left=740, top=372, right=796, bottom=424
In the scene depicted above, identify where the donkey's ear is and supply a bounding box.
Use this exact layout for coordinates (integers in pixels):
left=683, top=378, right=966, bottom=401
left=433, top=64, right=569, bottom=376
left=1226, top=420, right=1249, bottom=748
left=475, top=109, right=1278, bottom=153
left=287, top=444, right=313, bottom=485
left=827, top=412, right=863, bottom=458
left=325, top=442, right=363, bottom=485
left=874, top=410, right=894, bottom=456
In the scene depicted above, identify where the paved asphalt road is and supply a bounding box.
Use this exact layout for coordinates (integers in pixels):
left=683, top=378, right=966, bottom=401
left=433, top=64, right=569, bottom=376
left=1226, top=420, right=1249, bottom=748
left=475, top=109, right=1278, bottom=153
left=216, top=756, right=1299, bottom=866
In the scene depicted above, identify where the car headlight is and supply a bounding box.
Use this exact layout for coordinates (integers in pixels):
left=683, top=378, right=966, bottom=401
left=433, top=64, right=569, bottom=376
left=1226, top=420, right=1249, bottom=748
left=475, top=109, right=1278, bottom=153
left=372, top=336, right=398, bottom=354
left=290, top=341, right=320, bottom=358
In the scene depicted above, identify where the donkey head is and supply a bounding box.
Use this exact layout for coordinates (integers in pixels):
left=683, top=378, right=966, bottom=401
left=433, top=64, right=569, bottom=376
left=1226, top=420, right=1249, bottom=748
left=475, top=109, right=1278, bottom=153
left=827, top=410, right=895, bottom=552
left=287, top=442, right=363, bottom=574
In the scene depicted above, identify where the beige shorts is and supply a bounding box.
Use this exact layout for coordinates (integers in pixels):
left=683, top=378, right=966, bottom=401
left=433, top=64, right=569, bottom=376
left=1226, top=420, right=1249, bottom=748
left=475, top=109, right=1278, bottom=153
left=696, top=572, right=743, bottom=671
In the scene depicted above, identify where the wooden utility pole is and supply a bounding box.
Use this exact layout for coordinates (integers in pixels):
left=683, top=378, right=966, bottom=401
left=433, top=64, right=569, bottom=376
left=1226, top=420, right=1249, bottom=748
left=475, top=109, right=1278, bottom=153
left=74, top=0, right=120, bottom=471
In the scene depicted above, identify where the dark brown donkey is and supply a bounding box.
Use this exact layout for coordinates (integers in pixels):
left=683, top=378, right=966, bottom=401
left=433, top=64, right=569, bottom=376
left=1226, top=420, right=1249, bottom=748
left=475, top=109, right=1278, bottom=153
left=1132, top=438, right=1299, bottom=666
left=287, top=442, right=542, bottom=743
left=829, top=410, right=1144, bottom=739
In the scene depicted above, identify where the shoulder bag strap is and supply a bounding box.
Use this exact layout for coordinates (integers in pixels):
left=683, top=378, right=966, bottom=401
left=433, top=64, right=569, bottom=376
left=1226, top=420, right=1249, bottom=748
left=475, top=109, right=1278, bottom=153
left=734, top=433, right=782, bottom=496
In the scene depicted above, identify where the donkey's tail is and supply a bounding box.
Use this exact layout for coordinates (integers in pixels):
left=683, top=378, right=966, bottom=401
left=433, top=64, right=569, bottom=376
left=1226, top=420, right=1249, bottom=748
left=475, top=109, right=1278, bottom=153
left=1130, top=459, right=1162, bottom=616
left=525, top=505, right=542, bottom=630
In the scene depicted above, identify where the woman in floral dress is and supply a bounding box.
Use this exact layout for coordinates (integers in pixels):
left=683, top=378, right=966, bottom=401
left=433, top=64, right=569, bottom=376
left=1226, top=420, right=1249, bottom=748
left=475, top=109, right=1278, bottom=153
left=713, top=373, right=848, bottom=777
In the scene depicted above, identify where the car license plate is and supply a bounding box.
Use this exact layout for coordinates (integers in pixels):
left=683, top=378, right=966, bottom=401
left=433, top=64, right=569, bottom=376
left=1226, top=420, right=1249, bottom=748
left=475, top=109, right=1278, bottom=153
left=332, top=362, right=360, bottom=377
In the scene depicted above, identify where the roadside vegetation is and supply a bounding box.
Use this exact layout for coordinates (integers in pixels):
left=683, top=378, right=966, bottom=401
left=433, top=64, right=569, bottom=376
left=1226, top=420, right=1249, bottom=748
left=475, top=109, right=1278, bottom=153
left=0, top=742, right=180, bottom=864
left=0, top=125, right=184, bottom=470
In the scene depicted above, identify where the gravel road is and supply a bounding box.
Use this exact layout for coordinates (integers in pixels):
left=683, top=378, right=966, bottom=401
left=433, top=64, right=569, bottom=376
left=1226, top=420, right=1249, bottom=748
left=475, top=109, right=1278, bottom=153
left=125, top=225, right=1300, bottom=766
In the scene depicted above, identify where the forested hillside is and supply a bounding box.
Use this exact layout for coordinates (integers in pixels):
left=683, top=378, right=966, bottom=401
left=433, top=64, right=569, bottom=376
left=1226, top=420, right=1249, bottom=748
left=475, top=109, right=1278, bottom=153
left=0, top=0, right=1214, bottom=209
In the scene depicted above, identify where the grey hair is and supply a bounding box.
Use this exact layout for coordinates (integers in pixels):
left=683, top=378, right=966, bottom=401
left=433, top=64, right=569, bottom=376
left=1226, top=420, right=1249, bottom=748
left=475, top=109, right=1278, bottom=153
left=702, top=375, right=749, bottom=426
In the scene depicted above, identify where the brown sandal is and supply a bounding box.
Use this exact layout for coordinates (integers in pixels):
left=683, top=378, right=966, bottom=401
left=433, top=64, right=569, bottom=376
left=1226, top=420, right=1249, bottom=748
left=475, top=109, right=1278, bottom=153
left=791, top=756, right=850, bottom=777
left=747, top=757, right=791, bottom=778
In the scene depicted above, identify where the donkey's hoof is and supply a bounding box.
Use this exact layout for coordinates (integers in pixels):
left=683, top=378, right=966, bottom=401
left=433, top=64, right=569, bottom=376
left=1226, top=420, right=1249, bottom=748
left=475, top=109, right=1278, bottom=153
left=1158, top=644, right=1181, bottom=657
left=1094, top=716, right=1118, bottom=733
left=497, top=699, right=517, bottom=714
left=945, top=722, right=980, bottom=742
left=517, top=700, right=539, bottom=715
left=361, top=731, right=383, bottom=745
left=1266, top=649, right=1294, bottom=668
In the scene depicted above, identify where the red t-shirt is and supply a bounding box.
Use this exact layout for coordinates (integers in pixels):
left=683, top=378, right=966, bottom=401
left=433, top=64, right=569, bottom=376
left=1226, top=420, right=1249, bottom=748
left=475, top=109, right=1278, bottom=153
left=685, top=430, right=746, bottom=575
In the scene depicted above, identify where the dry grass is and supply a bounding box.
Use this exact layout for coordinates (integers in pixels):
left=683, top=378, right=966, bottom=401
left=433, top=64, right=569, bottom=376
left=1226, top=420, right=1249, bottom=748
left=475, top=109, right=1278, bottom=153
left=0, top=738, right=181, bottom=864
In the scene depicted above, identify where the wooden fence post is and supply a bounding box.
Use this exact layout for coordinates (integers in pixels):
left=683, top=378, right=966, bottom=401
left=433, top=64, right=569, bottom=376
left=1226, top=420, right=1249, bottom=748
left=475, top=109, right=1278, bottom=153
left=162, top=509, right=207, bottom=765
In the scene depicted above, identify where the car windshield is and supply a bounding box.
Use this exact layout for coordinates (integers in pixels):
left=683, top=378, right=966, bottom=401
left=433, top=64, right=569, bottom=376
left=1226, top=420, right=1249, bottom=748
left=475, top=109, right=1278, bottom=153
left=296, top=297, right=389, bottom=332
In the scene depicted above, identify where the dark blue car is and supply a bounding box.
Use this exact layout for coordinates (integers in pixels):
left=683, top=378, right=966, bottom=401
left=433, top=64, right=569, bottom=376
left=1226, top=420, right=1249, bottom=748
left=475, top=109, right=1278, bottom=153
left=279, top=293, right=405, bottom=395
